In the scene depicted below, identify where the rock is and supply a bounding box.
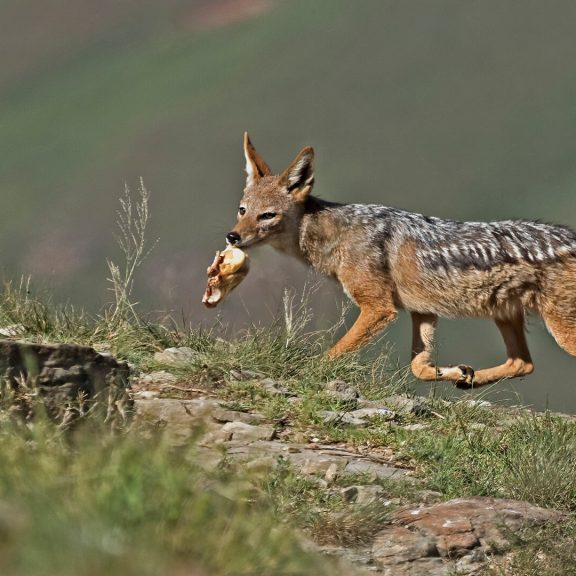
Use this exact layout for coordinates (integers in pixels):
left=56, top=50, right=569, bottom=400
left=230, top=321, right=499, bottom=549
left=320, top=410, right=339, bottom=424
left=318, top=545, right=377, bottom=571
left=385, top=394, right=429, bottom=416
left=187, top=446, right=223, bottom=473
left=325, top=380, right=359, bottom=406
left=358, top=394, right=431, bottom=417
left=383, top=394, right=420, bottom=415
left=325, top=389, right=359, bottom=406
left=341, top=485, right=359, bottom=502
left=0, top=325, right=25, bottom=337
left=302, top=455, right=347, bottom=476
left=0, top=340, right=130, bottom=424
left=134, top=398, right=221, bottom=444
left=463, top=399, right=492, bottom=408
left=244, top=456, right=278, bottom=473
left=357, top=399, right=393, bottom=411
left=411, top=402, right=433, bottom=418
left=223, top=439, right=410, bottom=482
left=225, top=439, right=288, bottom=460
left=403, top=423, right=429, bottom=431
left=372, top=497, right=564, bottom=575
left=259, top=378, right=293, bottom=397
left=381, top=557, right=447, bottom=576
left=132, top=390, right=160, bottom=400
left=325, top=380, right=350, bottom=391
left=223, top=421, right=276, bottom=442
left=209, top=421, right=276, bottom=444
left=341, top=485, right=385, bottom=506
left=374, top=527, right=437, bottom=563
left=321, top=408, right=395, bottom=427
left=416, top=490, right=443, bottom=505
left=355, top=485, right=386, bottom=507
left=153, top=347, right=198, bottom=365
left=138, top=371, right=178, bottom=386
left=211, top=407, right=264, bottom=425
left=344, top=459, right=408, bottom=480
left=324, top=462, right=340, bottom=482
left=348, top=408, right=396, bottom=421
left=320, top=411, right=366, bottom=426
left=230, top=369, right=265, bottom=381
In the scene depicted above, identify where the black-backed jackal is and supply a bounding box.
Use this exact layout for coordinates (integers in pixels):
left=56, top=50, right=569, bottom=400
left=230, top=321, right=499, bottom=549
left=227, top=133, right=576, bottom=387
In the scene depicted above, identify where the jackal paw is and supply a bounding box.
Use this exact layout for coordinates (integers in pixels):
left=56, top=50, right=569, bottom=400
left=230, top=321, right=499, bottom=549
left=436, top=364, right=475, bottom=386
left=454, top=365, right=475, bottom=389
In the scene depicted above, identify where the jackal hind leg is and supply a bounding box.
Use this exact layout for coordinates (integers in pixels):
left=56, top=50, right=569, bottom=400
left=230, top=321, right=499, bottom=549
left=410, top=313, right=475, bottom=386
left=469, top=315, right=534, bottom=387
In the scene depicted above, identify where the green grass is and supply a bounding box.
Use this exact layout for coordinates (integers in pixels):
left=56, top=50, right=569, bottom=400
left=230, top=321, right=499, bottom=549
left=3, top=277, right=576, bottom=574
left=481, top=520, right=576, bottom=576
left=258, top=460, right=397, bottom=548
left=0, top=419, right=344, bottom=575
left=405, top=402, right=576, bottom=511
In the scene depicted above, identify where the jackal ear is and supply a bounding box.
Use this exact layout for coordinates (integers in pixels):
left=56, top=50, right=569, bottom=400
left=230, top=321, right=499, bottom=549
left=244, top=132, right=271, bottom=186
left=281, top=146, right=315, bottom=201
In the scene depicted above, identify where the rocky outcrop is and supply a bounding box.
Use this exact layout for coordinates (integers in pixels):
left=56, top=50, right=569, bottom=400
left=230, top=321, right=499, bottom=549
left=133, top=396, right=410, bottom=482
left=372, top=497, right=564, bottom=575
left=0, top=340, right=130, bottom=422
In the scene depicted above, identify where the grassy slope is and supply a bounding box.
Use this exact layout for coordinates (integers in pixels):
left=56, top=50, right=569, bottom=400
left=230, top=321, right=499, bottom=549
left=0, top=277, right=576, bottom=574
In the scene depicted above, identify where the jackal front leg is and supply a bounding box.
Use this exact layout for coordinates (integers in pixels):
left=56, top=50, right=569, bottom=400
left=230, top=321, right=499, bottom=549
left=327, top=303, right=397, bottom=359
left=410, top=312, right=475, bottom=386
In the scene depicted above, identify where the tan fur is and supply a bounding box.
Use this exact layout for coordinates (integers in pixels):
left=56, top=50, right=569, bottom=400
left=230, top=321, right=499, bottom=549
left=327, top=261, right=397, bottom=358
left=227, top=134, right=576, bottom=388
left=391, top=239, right=542, bottom=319
left=539, top=261, right=576, bottom=355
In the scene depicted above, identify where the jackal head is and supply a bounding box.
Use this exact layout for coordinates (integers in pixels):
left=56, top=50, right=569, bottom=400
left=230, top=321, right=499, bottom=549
left=226, top=133, right=315, bottom=250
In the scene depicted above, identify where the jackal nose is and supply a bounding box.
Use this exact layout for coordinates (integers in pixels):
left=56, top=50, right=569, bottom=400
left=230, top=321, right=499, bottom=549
left=226, top=231, right=241, bottom=245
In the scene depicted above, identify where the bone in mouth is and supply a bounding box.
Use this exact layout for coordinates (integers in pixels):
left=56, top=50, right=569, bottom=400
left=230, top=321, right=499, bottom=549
left=202, top=245, right=249, bottom=307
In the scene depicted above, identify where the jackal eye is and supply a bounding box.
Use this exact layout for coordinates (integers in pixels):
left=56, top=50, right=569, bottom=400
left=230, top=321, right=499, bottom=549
left=258, top=212, right=277, bottom=221
left=238, top=206, right=246, bottom=216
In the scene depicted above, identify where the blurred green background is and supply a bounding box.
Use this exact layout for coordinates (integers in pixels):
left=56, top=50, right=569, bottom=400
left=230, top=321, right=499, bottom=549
left=2, top=0, right=576, bottom=410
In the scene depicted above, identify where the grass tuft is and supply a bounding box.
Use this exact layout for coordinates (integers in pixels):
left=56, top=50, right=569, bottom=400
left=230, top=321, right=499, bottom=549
left=408, top=405, right=576, bottom=512
left=482, top=520, right=576, bottom=576
left=261, top=460, right=392, bottom=547
left=106, top=179, right=158, bottom=327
